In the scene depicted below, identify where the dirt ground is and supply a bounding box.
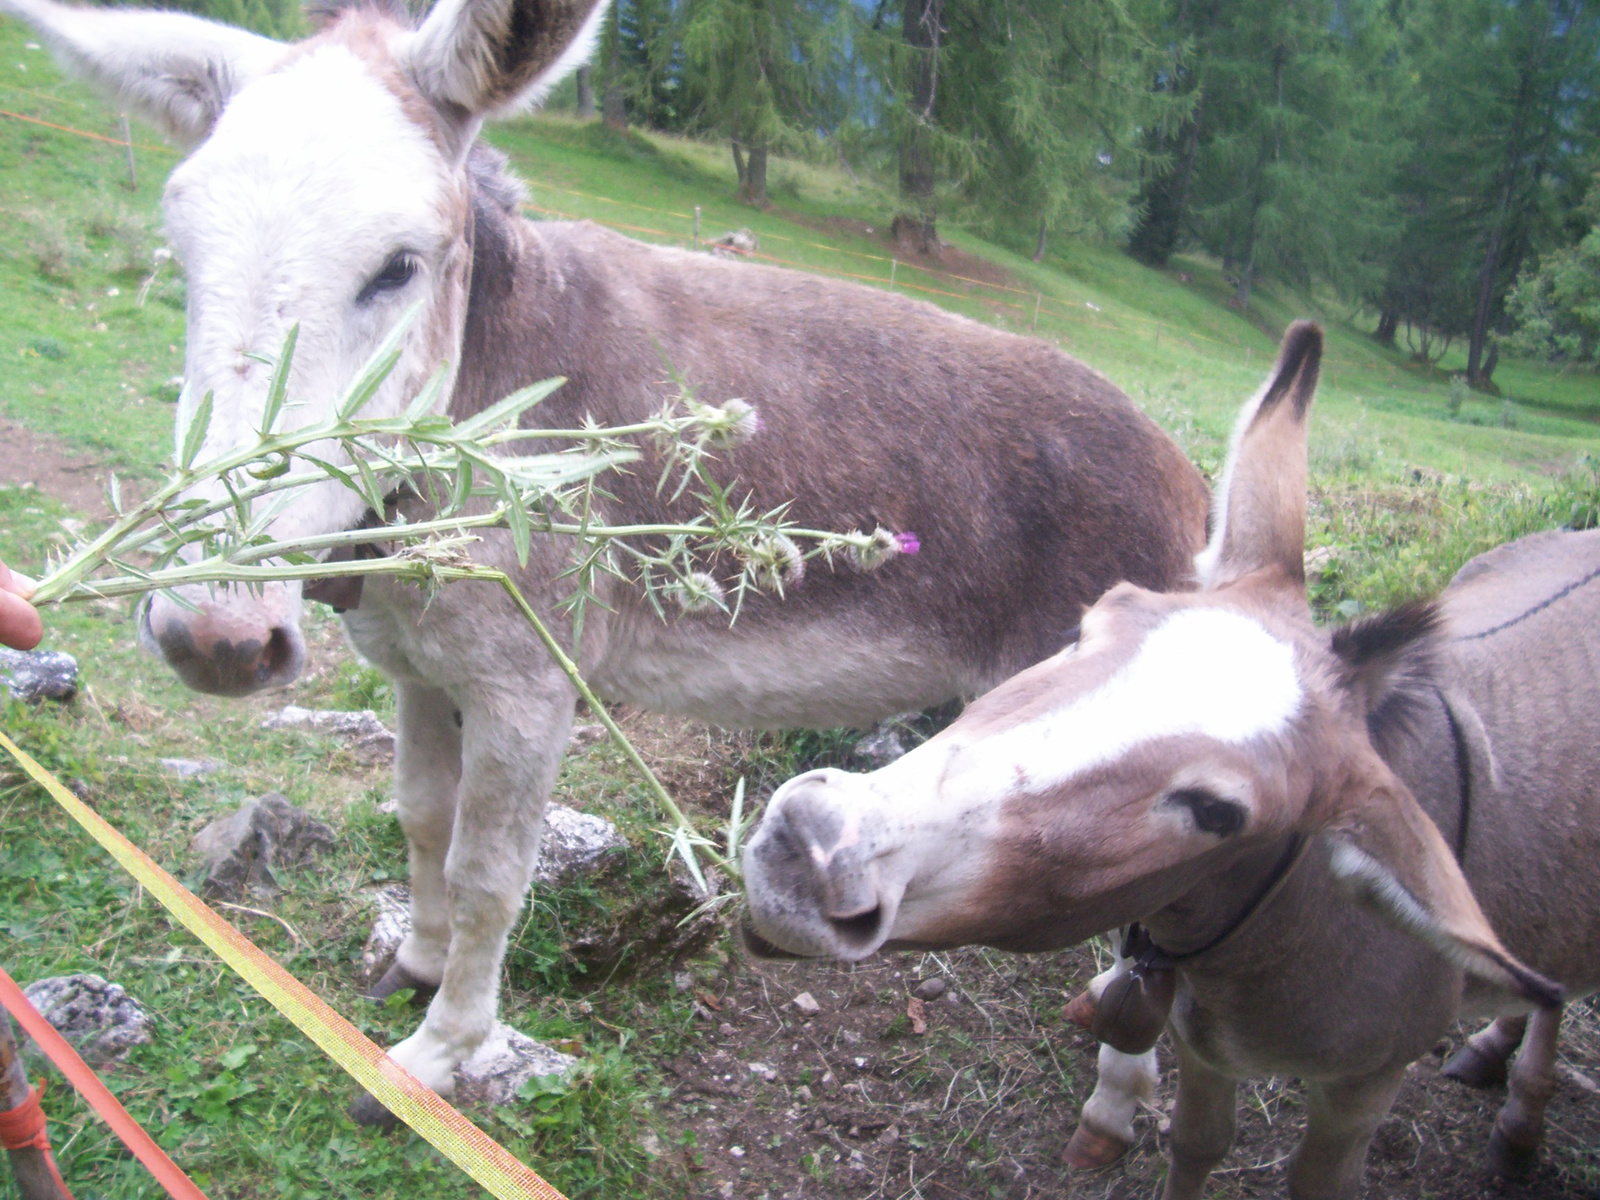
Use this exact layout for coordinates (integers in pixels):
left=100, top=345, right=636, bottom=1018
left=626, top=715, right=1600, bottom=1200
left=0, top=415, right=113, bottom=515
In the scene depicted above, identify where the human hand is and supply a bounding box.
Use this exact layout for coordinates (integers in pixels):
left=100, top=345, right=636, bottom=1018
left=0, top=560, right=43, bottom=650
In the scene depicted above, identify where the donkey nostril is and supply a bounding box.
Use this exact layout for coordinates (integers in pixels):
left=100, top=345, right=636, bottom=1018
left=257, top=626, right=296, bottom=682
left=827, top=906, right=884, bottom=948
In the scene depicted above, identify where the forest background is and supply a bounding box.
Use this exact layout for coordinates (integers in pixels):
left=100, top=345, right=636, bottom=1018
left=161, top=0, right=1600, bottom=392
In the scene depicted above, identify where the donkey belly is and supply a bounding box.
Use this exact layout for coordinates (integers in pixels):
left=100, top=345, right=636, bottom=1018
left=588, top=615, right=974, bottom=730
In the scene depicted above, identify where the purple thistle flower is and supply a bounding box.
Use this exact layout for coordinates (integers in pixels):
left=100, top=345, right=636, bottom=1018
left=894, top=531, right=921, bottom=556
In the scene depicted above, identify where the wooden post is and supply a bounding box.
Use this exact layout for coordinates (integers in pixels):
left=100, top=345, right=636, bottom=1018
left=1032, top=292, right=1041, bottom=330
left=0, top=1015, right=70, bottom=1200
left=120, top=114, right=136, bottom=191
left=693, top=205, right=700, bottom=249
left=889, top=259, right=897, bottom=291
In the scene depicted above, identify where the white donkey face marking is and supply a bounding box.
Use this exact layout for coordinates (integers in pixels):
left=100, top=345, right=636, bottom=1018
left=948, top=607, right=1303, bottom=805
left=164, top=39, right=462, bottom=544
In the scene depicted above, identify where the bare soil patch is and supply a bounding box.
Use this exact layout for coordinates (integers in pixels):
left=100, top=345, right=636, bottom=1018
left=775, top=210, right=1028, bottom=297
left=0, top=415, right=112, bottom=515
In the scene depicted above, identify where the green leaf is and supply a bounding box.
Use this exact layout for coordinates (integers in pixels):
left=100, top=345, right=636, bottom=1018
left=451, top=377, right=566, bottom=441
left=404, top=363, right=450, bottom=423
left=337, top=301, right=423, bottom=420
left=506, top=494, right=530, bottom=567
left=181, top=391, right=214, bottom=470
left=260, top=324, right=298, bottom=435
left=219, top=1043, right=258, bottom=1070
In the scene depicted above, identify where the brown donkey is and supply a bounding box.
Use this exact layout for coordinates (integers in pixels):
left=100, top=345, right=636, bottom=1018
left=2, top=0, right=1209, bottom=1119
left=744, top=322, right=1599, bottom=1199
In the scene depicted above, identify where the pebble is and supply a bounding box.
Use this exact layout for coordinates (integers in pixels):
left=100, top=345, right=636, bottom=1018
left=159, top=757, right=223, bottom=778
left=21, top=974, right=151, bottom=1067
left=747, top=1061, right=777, bottom=1082
left=189, top=792, right=334, bottom=899
left=0, top=647, right=78, bottom=703
left=913, top=977, right=947, bottom=1001
left=792, top=991, right=820, bottom=1015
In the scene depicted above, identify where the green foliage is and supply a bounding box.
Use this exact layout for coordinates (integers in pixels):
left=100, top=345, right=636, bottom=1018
left=1505, top=181, right=1600, bottom=365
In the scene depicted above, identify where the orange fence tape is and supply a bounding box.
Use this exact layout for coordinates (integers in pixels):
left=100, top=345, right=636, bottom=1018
left=0, top=106, right=174, bottom=155
left=0, top=967, right=187, bottom=1199
left=0, top=730, right=569, bottom=1200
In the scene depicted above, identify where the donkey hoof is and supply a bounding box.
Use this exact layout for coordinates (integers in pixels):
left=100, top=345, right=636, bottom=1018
left=1487, top=1126, right=1539, bottom=1180
left=365, top=961, right=440, bottom=1006
left=1063, top=988, right=1098, bottom=1031
left=1441, top=1043, right=1509, bottom=1090
left=1065, top=1122, right=1131, bottom=1170
left=348, top=1090, right=401, bottom=1129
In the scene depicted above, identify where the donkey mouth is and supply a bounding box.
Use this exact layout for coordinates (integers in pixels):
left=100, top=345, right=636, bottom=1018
left=738, top=918, right=814, bottom=962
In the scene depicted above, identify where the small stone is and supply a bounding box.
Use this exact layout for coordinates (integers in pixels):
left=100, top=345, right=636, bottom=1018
left=637, top=1131, right=664, bottom=1158
left=718, top=1022, right=736, bottom=1036
left=159, top=757, right=223, bottom=779
left=190, top=793, right=334, bottom=899
left=792, top=991, right=820, bottom=1015
left=261, top=706, right=394, bottom=760
left=710, top=228, right=757, bottom=258
left=747, top=1062, right=777, bottom=1082
left=878, top=1125, right=900, bottom=1146
left=913, top=977, right=947, bottom=1001
left=1158, top=1116, right=1172, bottom=1136
left=533, top=805, right=625, bottom=887
left=794, top=1084, right=813, bottom=1103
left=854, top=724, right=907, bottom=769
left=453, top=1022, right=577, bottom=1107
left=674, top=971, right=694, bottom=992
left=717, top=1182, right=735, bottom=1200
left=853, top=1056, right=868, bottom=1070
left=361, top=884, right=412, bottom=984
left=0, top=647, right=79, bottom=702
left=21, top=974, right=150, bottom=1067
left=729, top=1145, right=746, bottom=1158
left=566, top=723, right=608, bottom=750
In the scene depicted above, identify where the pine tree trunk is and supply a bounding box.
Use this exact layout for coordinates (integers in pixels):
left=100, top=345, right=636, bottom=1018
left=1032, top=215, right=1048, bottom=263
left=1374, top=310, right=1399, bottom=347
left=602, top=10, right=626, bottom=131
left=897, top=0, right=942, bottom=254
left=738, top=142, right=768, bottom=207
left=575, top=65, right=595, bottom=119
left=731, top=140, right=747, bottom=189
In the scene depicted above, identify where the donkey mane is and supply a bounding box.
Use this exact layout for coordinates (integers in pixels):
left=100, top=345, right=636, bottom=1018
left=304, top=0, right=415, bottom=30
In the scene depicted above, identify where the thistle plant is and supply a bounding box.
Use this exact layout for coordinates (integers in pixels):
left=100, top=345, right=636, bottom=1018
left=26, top=307, right=919, bottom=888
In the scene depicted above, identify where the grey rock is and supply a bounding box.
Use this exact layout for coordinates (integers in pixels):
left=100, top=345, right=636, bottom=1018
left=710, top=228, right=757, bottom=258
left=854, top=726, right=907, bottom=769
left=159, top=757, right=223, bottom=779
left=360, top=884, right=412, bottom=984
left=0, top=647, right=78, bottom=702
left=190, top=793, right=335, bottom=899
left=21, top=974, right=150, bottom=1067
left=913, top=977, right=947, bottom=1001
left=534, top=804, right=625, bottom=887
left=453, top=1022, right=577, bottom=1107
left=261, top=706, right=396, bottom=762
left=792, top=991, right=821, bottom=1016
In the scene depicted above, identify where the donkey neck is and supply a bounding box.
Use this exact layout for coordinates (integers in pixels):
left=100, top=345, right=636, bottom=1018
left=1140, top=833, right=1306, bottom=964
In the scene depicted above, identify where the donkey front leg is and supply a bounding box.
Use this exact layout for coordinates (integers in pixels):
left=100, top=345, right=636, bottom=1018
left=1286, top=1068, right=1406, bottom=1200
left=368, top=680, right=463, bottom=1005
left=354, top=677, right=578, bottom=1122
left=1161, top=1039, right=1239, bottom=1200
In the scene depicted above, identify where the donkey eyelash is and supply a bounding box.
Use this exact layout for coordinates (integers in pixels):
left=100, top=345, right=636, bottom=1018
left=356, top=251, right=420, bottom=305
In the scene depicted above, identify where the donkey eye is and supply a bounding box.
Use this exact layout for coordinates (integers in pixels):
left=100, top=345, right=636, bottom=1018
left=357, top=252, right=419, bottom=304
left=1165, top=788, right=1245, bottom=838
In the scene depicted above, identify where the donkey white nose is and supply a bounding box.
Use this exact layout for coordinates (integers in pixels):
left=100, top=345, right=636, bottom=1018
left=142, top=586, right=305, bottom=697
left=743, top=769, right=896, bottom=959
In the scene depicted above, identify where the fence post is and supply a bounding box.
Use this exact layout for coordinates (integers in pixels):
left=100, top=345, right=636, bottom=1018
left=0, top=1014, right=71, bottom=1200
left=889, top=259, right=897, bottom=291
left=693, top=205, right=700, bottom=249
left=120, top=114, right=136, bottom=191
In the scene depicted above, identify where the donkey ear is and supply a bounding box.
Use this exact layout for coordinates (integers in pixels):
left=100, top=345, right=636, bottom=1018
left=1194, top=321, right=1323, bottom=590
left=402, top=0, right=608, bottom=123
left=1, top=0, right=283, bottom=147
left=1316, top=776, right=1561, bottom=1010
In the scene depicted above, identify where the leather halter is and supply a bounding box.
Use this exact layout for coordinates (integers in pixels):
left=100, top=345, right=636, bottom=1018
left=1127, top=832, right=1310, bottom=971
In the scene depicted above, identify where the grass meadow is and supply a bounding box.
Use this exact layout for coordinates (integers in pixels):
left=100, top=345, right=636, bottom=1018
left=2, top=14, right=1599, bottom=1200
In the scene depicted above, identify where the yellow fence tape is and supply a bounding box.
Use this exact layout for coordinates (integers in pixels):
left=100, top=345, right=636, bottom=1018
left=0, top=729, right=569, bottom=1200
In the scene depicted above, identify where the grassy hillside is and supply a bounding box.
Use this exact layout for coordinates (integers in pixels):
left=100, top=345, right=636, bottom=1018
left=4, top=15, right=1600, bottom=1200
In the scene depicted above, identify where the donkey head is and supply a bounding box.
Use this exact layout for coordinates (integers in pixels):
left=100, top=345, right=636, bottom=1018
left=4, top=0, right=606, bottom=694
left=743, top=321, right=1560, bottom=1010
